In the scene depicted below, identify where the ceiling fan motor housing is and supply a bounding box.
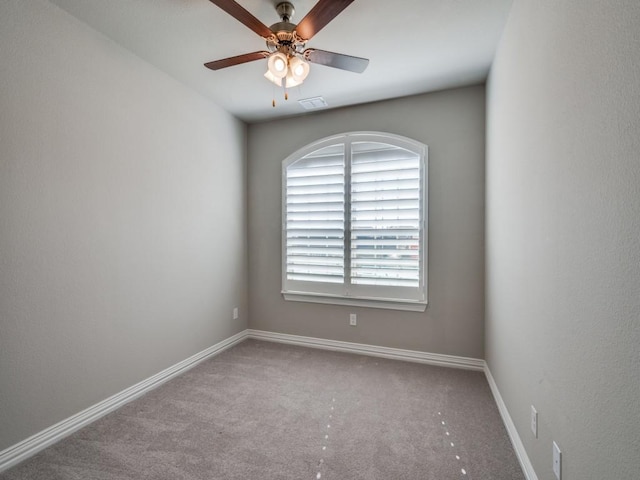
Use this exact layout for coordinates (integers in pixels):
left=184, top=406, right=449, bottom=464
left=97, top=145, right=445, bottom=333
left=266, top=27, right=302, bottom=54
left=268, top=3, right=304, bottom=54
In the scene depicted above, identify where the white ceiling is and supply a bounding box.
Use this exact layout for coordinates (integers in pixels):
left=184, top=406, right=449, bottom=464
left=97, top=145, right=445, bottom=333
left=48, top=0, right=513, bottom=123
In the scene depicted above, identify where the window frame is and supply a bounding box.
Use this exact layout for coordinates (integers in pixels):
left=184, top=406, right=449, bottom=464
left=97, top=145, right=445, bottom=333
left=281, top=132, right=428, bottom=312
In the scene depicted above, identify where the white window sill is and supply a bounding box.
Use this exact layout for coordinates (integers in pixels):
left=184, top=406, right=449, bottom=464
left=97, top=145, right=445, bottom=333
left=282, top=291, right=427, bottom=312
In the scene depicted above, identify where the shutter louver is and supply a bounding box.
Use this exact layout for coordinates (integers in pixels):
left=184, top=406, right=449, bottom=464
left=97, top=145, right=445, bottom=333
left=350, top=142, right=421, bottom=288
left=285, top=144, right=345, bottom=284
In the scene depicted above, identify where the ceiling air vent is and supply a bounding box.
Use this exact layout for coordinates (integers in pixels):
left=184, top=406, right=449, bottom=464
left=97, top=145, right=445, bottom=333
left=298, top=96, right=328, bottom=110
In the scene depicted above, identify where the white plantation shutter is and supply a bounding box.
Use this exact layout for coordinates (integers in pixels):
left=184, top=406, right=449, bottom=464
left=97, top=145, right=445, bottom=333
left=283, top=133, right=427, bottom=308
left=350, top=142, right=421, bottom=288
left=285, top=144, right=346, bottom=291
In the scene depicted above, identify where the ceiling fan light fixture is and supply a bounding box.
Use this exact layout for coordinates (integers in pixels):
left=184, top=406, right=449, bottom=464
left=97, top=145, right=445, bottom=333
left=267, top=52, right=288, bottom=78
left=289, top=56, right=310, bottom=83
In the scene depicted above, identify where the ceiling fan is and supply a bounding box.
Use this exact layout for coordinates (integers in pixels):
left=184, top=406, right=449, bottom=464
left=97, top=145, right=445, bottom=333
left=204, top=0, right=369, bottom=92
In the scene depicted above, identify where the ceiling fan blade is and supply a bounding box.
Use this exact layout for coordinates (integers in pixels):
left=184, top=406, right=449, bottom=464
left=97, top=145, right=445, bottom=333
left=208, top=0, right=273, bottom=38
left=304, top=49, right=369, bottom=73
left=204, top=51, right=270, bottom=71
left=295, top=0, right=355, bottom=41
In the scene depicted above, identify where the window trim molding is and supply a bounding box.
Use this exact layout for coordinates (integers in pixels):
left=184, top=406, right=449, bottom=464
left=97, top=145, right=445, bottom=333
left=281, top=131, right=428, bottom=312
left=282, top=291, right=428, bottom=312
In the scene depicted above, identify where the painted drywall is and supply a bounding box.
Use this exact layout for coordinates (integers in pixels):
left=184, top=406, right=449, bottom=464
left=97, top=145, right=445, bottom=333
left=0, top=1, right=248, bottom=451
left=248, top=86, right=486, bottom=358
left=486, top=1, right=640, bottom=479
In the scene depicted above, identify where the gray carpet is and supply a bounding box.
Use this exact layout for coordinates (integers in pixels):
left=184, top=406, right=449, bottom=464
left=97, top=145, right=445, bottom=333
left=0, top=339, right=525, bottom=479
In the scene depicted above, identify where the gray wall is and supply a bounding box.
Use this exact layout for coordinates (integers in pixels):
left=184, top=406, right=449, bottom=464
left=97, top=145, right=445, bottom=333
left=248, top=86, right=486, bottom=358
left=486, top=1, right=640, bottom=479
left=0, top=1, right=248, bottom=451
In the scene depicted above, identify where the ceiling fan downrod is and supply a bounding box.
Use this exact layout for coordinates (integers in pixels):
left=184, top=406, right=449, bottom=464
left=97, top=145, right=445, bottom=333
left=276, top=2, right=295, bottom=23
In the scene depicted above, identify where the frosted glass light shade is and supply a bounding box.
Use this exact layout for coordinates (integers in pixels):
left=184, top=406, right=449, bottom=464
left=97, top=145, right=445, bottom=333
left=267, top=52, right=288, bottom=79
left=264, top=70, right=283, bottom=86
left=289, top=56, right=310, bottom=83
left=285, top=72, right=302, bottom=88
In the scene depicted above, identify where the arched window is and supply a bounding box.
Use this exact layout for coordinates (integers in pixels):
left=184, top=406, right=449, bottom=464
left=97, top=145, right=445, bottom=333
left=282, top=132, right=428, bottom=311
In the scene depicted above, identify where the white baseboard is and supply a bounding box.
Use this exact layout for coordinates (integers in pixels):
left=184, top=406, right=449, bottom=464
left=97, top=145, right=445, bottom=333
left=1, top=327, right=534, bottom=480
left=484, top=365, right=539, bottom=480
left=0, top=330, right=248, bottom=473
left=247, top=329, right=485, bottom=371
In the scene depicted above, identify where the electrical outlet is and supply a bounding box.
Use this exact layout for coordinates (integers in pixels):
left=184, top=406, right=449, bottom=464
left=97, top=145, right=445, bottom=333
left=531, top=405, right=538, bottom=438
left=233, top=307, right=239, bottom=320
left=552, top=441, right=562, bottom=479
left=349, top=314, right=357, bottom=326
